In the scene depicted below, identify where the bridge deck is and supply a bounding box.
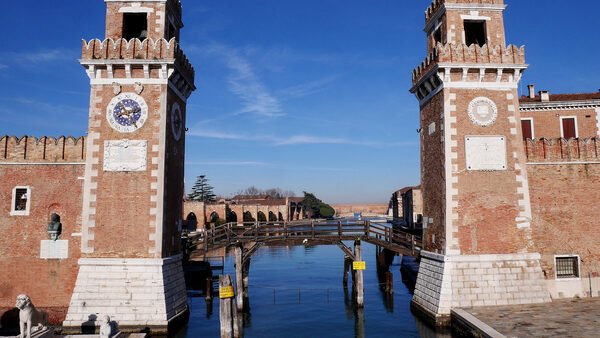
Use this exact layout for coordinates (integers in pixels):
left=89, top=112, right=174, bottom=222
left=184, top=220, right=421, bottom=256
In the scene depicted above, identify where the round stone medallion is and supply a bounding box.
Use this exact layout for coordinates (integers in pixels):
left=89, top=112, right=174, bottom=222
left=468, top=97, right=498, bottom=127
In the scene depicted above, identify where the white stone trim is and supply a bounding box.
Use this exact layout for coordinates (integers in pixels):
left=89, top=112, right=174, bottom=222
left=10, top=186, right=31, bottom=216
left=596, top=108, right=600, bottom=137
left=445, top=3, right=506, bottom=11
left=151, top=87, right=168, bottom=256
left=445, top=92, right=460, bottom=255
left=554, top=254, right=581, bottom=280
left=443, top=82, right=519, bottom=90
left=118, top=6, right=154, bottom=13
left=460, top=14, right=491, bottom=21
left=559, top=116, right=579, bottom=139
left=90, top=78, right=169, bottom=85
left=105, top=0, right=166, bottom=2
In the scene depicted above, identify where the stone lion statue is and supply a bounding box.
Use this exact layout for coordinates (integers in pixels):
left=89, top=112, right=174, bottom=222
left=15, top=294, right=47, bottom=338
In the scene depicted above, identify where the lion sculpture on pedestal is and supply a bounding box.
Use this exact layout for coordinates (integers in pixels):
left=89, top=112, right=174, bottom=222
left=15, top=294, right=47, bottom=338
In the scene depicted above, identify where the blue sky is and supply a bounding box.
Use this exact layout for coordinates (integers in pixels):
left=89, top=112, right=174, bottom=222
left=1, top=1, right=599, bottom=204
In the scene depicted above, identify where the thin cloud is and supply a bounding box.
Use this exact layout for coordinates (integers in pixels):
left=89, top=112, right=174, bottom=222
left=202, top=43, right=283, bottom=118
left=278, top=74, right=342, bottom=100
left=189, top=128, right=415, bottom=148
left=0, top=64, right=7, bottom=70
left=1, top=49, right=76, bottom=65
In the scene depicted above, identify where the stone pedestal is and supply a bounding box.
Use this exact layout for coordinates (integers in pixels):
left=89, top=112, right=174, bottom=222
left=412, top=251, right=551, bottom=326
left=63, top=255, right=187, bottom=333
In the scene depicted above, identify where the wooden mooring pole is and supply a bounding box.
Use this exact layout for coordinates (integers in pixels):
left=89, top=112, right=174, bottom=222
left=235, top=246, right=244, bottom=312
left=354, top=240, right=364, bottom=308
left=343, top=256, right=351, bottom=288
left=219, top=275, right=233, bottom=338
left=219, top=274, right=243, bottom=338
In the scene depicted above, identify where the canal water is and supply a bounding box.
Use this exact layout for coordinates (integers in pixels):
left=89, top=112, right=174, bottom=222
left=175, top=241, right=452, bottom=337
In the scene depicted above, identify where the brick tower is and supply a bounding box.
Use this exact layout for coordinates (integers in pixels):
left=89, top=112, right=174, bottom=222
left=410, top=0, right=550, bottom=325
left=63, top=0, right=195, bottom=333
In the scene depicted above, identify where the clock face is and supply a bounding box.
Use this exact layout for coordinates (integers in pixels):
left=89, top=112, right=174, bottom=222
left=171, top=103, right=183, bottom=141
left=106, top=93, right=148, bottom=133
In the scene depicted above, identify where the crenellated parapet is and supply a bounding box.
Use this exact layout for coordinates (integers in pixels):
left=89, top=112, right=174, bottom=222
left=80, top=38, right=195, bottom=98
left=411, top=43, right=526, bottom=102
left=0, top=135, right=85, bottom=163
left=412, top=43, right=525, bottom=84
left=81, top=38, right=178, bottom=61
left=425, top=0, right=505, bottom=21
left=524, top=138, right=600, bottom=163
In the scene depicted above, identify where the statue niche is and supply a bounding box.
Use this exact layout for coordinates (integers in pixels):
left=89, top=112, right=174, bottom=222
left=47, top=213, right=62, bottom=241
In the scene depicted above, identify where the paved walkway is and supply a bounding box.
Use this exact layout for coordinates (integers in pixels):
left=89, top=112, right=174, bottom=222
left=462, top=298, right=600, bottom=337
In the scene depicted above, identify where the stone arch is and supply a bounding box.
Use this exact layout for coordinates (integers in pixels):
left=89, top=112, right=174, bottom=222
left=243, top=211, right=255, bottom=223
left=186, top=212, right=198, bottom=231
left=278, top=212, right=284, bottom=222
left=257, top=211, right=267, bottom=222
left=268, top=211, right=277, bottom=222
left=227, top=211, right=238, bottom=223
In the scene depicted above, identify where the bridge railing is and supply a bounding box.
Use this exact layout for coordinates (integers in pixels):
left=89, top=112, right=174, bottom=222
left=190, top=220, right=422, bottom=254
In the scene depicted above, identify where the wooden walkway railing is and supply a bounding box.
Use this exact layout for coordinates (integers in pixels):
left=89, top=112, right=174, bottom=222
left=183, top=220, right=421, bottom=256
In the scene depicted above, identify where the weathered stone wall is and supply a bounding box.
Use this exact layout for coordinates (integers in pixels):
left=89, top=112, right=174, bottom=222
left=413, top=251, right=550, bottom=324
left=0, top=163, right=84, bottom=323
left=63, top=256, right=187, bottom=327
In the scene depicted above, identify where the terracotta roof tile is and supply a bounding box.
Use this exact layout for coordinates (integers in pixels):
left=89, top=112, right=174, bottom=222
left=520, top=92, right=600, bottom=103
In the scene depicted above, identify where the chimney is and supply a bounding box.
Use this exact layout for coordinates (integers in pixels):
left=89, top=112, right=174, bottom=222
left=539, top=90, right=550, bottom=102
left=527, top=84, right=535, bottom=99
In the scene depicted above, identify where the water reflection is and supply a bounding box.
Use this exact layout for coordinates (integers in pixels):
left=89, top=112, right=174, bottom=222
left=179, top=242, right=454, bottom=337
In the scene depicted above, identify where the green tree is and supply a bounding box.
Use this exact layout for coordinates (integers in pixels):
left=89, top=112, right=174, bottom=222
left=188, top=175, right=217, bottom=202
left=302, top=191, right=334, bottom=219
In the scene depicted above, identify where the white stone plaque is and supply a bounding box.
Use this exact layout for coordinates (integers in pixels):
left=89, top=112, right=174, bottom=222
left=465, top=136, right=507, bottom=171
left=40, top=240, right=69, bottom=259
left=468, top=97, right=498, bottom=127
left=103, top=140, right=147, bottom=172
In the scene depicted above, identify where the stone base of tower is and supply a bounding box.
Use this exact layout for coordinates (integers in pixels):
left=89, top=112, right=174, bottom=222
left=62, top=255, right=188, bottom=335
left=411, top=251, right=551, bottom=327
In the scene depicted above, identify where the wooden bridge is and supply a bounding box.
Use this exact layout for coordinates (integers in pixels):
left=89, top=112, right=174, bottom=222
left=183, top=219, right=422, bottom=257
left=182, top=220, right=422, bottom=313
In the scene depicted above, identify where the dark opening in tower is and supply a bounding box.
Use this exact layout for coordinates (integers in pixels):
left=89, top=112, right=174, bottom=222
left=123, top=13, right=148, bottom=40
left=464, top=20, right=486, bottom=47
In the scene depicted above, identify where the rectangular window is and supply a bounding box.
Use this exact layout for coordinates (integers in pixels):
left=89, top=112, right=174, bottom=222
left=11, top=186, right=31, bottom=216
left=561, top=117, right=577, bottom=139
left=521, top=119, right=534, bottom=140
left=123, top=13, right=148, bottom=40
left=555, top=256, right=580, bottom=279
left=464, top=20, right=486, bottom=47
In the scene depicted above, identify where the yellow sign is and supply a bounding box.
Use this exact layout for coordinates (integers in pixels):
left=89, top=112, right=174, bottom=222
left=219, top=286, right=235, bottom=299
left=353, top=261, right=366, bottom=270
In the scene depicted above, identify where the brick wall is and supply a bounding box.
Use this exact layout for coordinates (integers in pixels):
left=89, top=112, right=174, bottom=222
left=0, top=163, right=84, bottom=323
left=520, top=107, right=599, bottom=139
left=420, top=91, right=446, bottom=253
left=0, top=136, right=85, bottom=162
left=528, top=161, right=600, bottom=280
